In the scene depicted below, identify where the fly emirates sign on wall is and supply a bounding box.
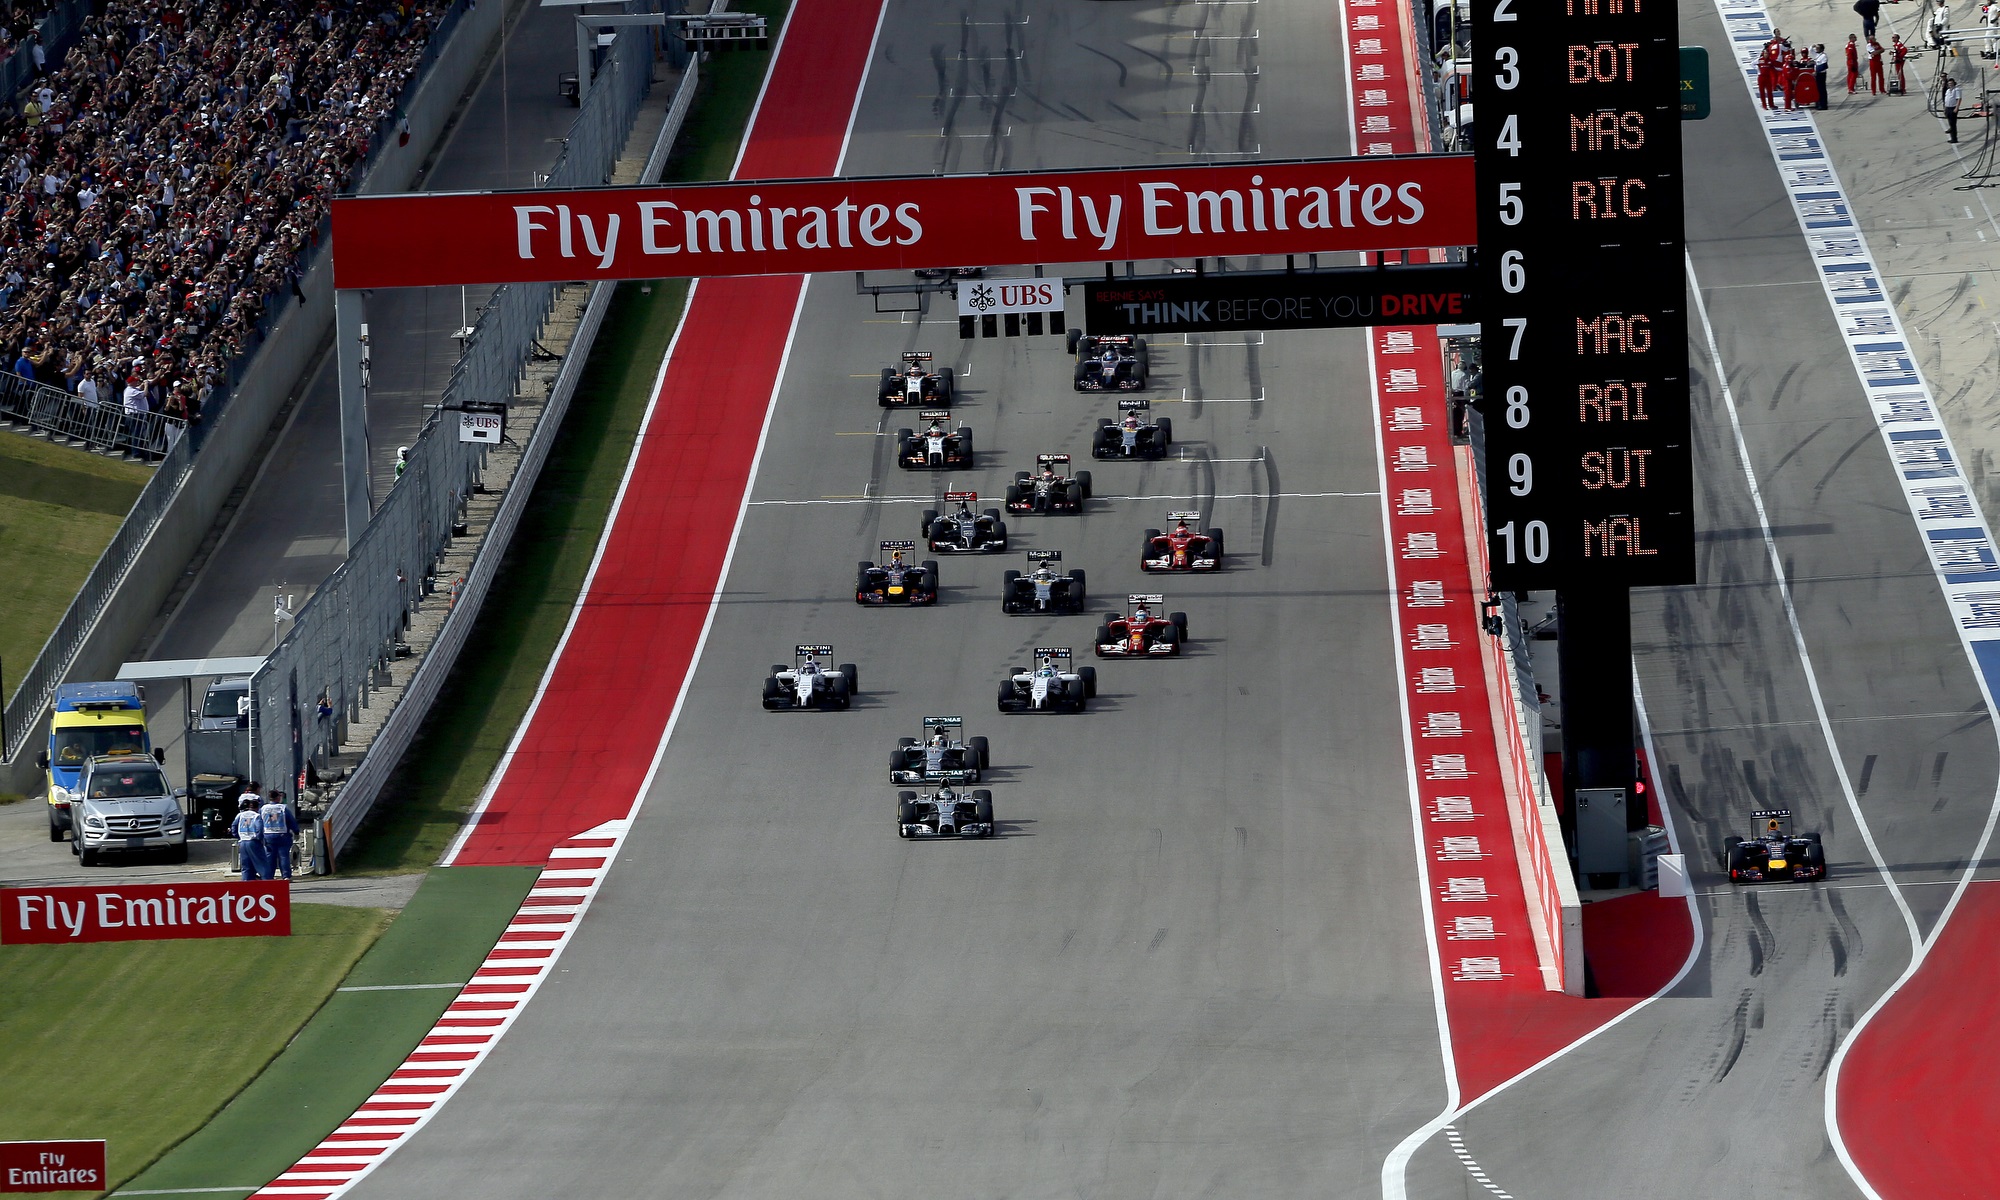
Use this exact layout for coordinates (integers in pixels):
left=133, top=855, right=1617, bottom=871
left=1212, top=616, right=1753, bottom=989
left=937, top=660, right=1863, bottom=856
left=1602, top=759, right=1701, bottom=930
left=331, top=157, right=1475, bottom=288
left=2, top=880, right=291, bottom=945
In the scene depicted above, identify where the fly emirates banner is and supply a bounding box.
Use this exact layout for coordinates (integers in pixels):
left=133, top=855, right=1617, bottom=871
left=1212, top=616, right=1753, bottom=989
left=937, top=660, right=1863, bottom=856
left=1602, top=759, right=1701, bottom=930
left=331, top=157, right=1475, bottom=289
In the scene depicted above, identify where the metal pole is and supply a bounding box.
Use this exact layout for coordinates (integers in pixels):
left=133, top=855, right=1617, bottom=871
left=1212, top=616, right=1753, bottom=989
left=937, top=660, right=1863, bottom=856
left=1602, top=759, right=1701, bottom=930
left=336, top=289, right=372, bottom=547
left=1555, top=585, right=1639, bottom=830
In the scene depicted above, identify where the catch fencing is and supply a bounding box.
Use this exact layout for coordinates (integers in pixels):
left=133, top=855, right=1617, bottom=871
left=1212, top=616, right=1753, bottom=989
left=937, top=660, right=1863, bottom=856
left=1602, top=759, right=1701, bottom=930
left=248, top=20, right=662, bottom=827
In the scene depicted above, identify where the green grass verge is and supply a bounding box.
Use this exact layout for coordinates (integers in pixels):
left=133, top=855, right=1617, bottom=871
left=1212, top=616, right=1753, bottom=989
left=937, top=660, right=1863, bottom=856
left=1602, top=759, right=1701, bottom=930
left=116, top=867, right=539, bottom=1196
left=0, top=903, right=389, bottom=1196
left=339, top=7, right=790, bottom=874
left=0, top=435, right=150, bottom=719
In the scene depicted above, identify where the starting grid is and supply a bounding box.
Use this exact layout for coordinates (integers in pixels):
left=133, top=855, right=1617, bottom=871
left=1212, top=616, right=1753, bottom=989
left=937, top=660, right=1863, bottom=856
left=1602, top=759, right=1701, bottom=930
left=1721, top=0, right=2000, bottom=673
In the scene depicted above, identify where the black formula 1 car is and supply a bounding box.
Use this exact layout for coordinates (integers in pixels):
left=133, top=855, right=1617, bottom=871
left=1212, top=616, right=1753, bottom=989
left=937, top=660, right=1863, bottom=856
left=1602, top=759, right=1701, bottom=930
left=896, top=411, right=975, bottom=470
left=1068, top=331, right=1150, bottom=391
left=1001, top=550, right=1088, bottom=615
left=1095, top=593, right=1188, bottom=657
left=1721, top=809, right=1827, bottom=884
left=997, top=648, right=1096, bottom=713
left=1006, top=454, right=1093, bottom=515
left=878, top=352, right=956, bottom=407
left=896, top=779, right=995, bottom=839
left=890, top=715, right=990, bottom=784
left=1091, top=400, right=1173, bottom=460
left=856, top=541, right=940, bottom=606
left=923, top=490, right=1008, bottom=553
left=1142, top=512, right=1225, bottom=572
left=761, top=645, right=859, bottom=710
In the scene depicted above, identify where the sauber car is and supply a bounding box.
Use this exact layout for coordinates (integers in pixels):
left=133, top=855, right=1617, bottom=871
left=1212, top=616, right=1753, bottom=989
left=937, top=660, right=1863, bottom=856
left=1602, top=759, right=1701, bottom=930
left=1721, top=809, right=1828, bottom=884
left=896, top=410, right=976, bottom=469
left=1006, top=454, right=1093, bottom=514
left=1091, top=399, right=1173, bottom=460
left=1001, top=550, right=1088, bottom=614
left=890, top=715, right=990, bottom=784
left=997, top=648, right=1097, bottom=713
left=1069, top=331, right=1149, bottom=391
left=1142, top=513, right=1226, bottom=572
left=762, top=645, right=859, bottom=711
left=856, top=541, right=940, bottom=605
left=1095, top=593, right=1189, bottom=657
left=878, top=352, right=956, bottom=407
left=896, top=778, right=995, bottom=839
left=923, top=490, right=1008, bottom=554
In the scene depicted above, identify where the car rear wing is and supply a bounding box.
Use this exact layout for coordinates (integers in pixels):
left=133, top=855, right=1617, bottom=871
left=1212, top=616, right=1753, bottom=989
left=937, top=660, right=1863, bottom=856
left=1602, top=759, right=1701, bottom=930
left=1037, top=453, right=1071, bottom=465
left=922, top=715, right=964, bottom=732
left=880, top=539, right=916, bottom=553
left=1128, top=593, right=1166, bottom=607
left=1033, top=647, right=1072, bottom=661
left=944, top=490, right=978, bottom=502
left=1118, top=397, right=1151, bottom=412
left=794, top=644, right=834, bottom=657
left=1167, top=510, right=1201, bottom=522
left=902, top=352, right=933, bottom=365
left=1750, top=808, right=1792, bottom=819
left=1025, top=549, right=1062, bottom=562
left=918, top=409, right=952, bottom=421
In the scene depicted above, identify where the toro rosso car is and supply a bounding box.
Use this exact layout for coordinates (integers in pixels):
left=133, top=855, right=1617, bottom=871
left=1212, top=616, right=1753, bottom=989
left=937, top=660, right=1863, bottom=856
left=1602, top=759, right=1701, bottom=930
left=762, top=645, right=859, bottom=711
left=1069, top=331, right=1149, bottom=391
left=896, top=779, right=995, bottom=839
left=1721, top=809, right=1828, bottom=884
left=997, top=648, right=1096, bottom=713
left=857, top=541, right=940, bottom=606
left=1001, top=550, right=1088, bottom=615
left=1091, top=400, right=1173, bottom=460
left=1095, top=594, right=1189, bottom=657
left=1006, top=454, right=1093, bottom=515
left=878, top=352, right=956, bottom=407
left=890, top=715, right=990, bottom=784
left=924, top=490, right=1007, bottom=554
left=1142, top=513, right=1225, bottom=572
left=896, top=411, right=975, bottom=470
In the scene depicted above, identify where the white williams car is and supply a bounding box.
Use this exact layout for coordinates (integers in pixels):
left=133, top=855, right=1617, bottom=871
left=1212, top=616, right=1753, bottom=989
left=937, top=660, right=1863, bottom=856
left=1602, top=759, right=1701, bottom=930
left=997, top=648, right=1097, bottom=713
left=762, top=646, right=859, bottom=711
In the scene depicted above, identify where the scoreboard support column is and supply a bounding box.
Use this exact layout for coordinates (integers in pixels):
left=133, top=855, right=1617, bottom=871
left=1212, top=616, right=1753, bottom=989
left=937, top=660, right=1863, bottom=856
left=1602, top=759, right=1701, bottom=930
left=1555, top=584, right=1638, bottom=833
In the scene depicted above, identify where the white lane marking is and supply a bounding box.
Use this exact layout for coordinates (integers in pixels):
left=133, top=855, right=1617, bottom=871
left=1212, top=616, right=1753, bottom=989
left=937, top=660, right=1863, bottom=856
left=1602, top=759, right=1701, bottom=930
left=836, top=0, right=892, bottom=173
left=1696, top=877, right=2000, bottom=898
left=1178, top=386, right=1264, bottom=402
left=1182, top=331, right=1264, bottom=345
left=443, top=276, right=702, bottom=865
left=1184, top=104, right=1263, bottom=114
left=113, top=1189, right=259, bottom=1196
left=334, top=983, right=466, bottom=992
left=745, top=490, right=1375, bottom=506
left=1692, top=250, right=1921, bottom=939
left=1443, top=1128, right=1516, bottom=1199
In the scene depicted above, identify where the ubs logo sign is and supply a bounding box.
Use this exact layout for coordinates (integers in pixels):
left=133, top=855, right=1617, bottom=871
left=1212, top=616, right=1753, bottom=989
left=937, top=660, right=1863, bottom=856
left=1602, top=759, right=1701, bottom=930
left=956, top=279, right=1064, bottom=317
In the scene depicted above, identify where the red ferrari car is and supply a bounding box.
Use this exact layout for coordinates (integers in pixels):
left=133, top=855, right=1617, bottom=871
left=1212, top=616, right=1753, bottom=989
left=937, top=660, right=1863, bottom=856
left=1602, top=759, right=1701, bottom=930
left=1141, top=513, right=1225, bottom=572
left=1094, top=593, right=1188, bottom=657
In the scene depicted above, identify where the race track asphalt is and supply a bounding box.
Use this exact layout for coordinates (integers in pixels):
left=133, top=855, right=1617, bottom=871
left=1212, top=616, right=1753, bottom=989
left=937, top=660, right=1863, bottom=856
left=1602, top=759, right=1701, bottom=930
left=345, top=1, right=1453, bottom=1195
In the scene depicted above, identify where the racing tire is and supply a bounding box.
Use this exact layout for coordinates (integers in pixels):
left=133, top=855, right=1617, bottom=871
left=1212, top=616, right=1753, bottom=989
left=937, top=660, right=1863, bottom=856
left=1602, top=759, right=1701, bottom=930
left=762, top=678, right=785, bottom=709
left=827, top=675, right=851, bottom=709
left=1065, top=482, right=1083, bottom=508
left=939, top=367, right=956, bottom=403
left=1069, top=569, right=1087, bottom=608
left=1720, top=836, right=1744, bottom=872
left=839, top=664, right=859, bottom=694
left=1207, top=528, right=1226, bottom=559
left=995, top=520, right=1008, bottom=547
left=983, top=508, right=1002, bottom=524
left=1004, top=484, right=1022, bottom=507
left=898, top=737, right=917, bottom=747
left=1143, top=527, right=1162, bottom=544
left=1073, top=363, right=1092, bottom=390
left=1803, top=836, right=1827, bottom=876
left=923, top=560, right=940, bottom=582
left=897, top=798, right=918, bottom=836
left=997, top=679, right=1018, bottom=711
left=878, top=368, right=895, bottom=404
left=921, top=508, right=938, bottom=537
left=1080, top=665, right=1097, bottom=698
left=968, top=735, right=990, bottom=770
left=1066, top=328, right=1083, bottom=355
left=1076, top=469, right=1092, bottom=499
left=1169, top=611, right=1189, bottom=641
left=1001, top=570, right=1020, bottom=611
left=891, top=746, right=911, bottom=770
left=974, top=793, right=994, bottom=830
left=1014, top=471, right=1031, bottom=485
left=1157, top=416, right=1173, bottom=446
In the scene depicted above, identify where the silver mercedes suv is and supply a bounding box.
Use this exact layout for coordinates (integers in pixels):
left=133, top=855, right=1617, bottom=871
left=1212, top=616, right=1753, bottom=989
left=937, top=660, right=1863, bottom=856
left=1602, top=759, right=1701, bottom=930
left=71, top=754, right=188, bottom=865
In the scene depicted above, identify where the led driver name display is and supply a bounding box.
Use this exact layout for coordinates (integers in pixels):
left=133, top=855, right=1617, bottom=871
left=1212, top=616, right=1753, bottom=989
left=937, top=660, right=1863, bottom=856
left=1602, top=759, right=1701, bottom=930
left=1472, top=0, right=1695, bottom=588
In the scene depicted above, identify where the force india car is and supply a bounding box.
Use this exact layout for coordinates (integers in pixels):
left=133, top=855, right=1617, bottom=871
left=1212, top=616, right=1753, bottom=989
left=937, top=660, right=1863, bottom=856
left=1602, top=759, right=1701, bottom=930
left=897, top=778, right=995, bottom=839
left=878, top=352, right=956, bottom=407
left=761, top=645, right=859, bottom=711
left=1095, top=594, right=1189, bottom=657
left=1006, top=454, right=1093, bottom=514
left=1721, top=809, right=1828, bottom=884
left=890, top=716, right=990, bottom=784
left=896, top=411, right=976, bottom=470
left=997, top=648, right=1097, bottom=713
left=856, top=542, right=940, bottom=605
left=1001, top=550, right=1088, bottom=614
left=1091, top=400, right=1174, bottom=460
left=924, top=490, right=1008, bottom=554
left=1068, top=331, right=1149, bottom=391
left=1142, top=513, right=1226, bottom=572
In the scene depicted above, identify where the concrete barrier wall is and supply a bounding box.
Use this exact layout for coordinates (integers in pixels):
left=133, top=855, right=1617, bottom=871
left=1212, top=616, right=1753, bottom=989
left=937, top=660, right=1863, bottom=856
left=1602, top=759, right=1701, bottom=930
left=0, top=0, right=507, bottom=797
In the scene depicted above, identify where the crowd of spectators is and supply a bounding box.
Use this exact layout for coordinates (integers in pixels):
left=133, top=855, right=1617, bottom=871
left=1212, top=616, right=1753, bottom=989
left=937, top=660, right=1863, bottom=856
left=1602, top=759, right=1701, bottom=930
left=0, top=0, right=451, bottom=437
left=0, top=5, right=60, bottom=66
